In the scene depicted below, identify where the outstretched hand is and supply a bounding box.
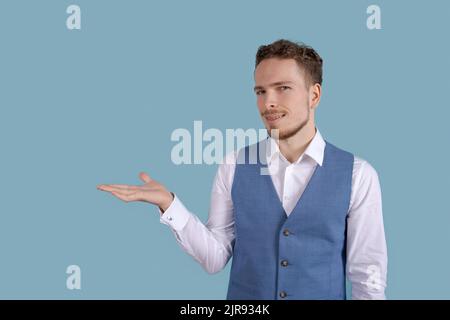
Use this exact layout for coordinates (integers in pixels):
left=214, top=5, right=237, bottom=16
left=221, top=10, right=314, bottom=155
left=97, top=172, right=174, bottom=212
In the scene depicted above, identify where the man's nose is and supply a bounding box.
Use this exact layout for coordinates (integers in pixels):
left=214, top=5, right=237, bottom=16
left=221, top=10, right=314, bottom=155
left=263, top=92, right=278, bottom=109
left=265, top=102, right=277, bottom=109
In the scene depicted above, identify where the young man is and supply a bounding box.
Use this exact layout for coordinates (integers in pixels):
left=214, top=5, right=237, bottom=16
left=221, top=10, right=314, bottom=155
left=97, top=39, right=387, bottom=300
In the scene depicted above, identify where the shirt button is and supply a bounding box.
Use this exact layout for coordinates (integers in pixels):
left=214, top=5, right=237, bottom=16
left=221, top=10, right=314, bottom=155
left=279, top=291, right=287, bottom=298
left=281, top=260, right=289, bottom=267
left=283, top=229, right=290, bottom=236
left=167, top=216, right=173, bottom=221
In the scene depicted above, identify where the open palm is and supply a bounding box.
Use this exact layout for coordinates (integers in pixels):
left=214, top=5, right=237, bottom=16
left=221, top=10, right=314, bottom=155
left=97, top=172, right=173, bottom=211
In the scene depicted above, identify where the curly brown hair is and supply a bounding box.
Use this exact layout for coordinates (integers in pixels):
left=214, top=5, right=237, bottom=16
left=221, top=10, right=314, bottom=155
left=255, top=39, right=323, bottom=87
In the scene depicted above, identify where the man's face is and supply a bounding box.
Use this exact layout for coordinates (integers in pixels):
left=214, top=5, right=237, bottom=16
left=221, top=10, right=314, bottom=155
left=254, top=58, right=312, bottom=140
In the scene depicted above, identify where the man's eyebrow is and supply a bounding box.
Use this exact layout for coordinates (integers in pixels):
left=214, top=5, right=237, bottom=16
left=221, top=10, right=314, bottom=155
left=253, top=81, right=295, bottom=91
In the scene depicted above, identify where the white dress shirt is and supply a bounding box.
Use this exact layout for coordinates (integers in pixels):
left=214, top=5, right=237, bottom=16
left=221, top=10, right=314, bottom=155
left=159, top=128, right=388, bottom=300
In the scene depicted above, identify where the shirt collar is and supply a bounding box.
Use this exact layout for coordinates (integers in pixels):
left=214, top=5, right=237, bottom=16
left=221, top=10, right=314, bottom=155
left=265, top=127, right=325, bottom=166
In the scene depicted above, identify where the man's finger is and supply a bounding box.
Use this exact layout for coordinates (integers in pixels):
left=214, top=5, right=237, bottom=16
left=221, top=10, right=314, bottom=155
left=109, top=184, right=139, bottom=190
left=111, top=190, right=143, bottom=202
left=111, top=191, right=131, bottom=202
left=139, top=172, right=152, bottom=183
left=97, top=184, right=137, bottom=192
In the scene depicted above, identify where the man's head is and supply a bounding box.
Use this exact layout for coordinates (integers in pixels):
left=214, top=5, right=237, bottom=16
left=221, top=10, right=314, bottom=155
left=253, top=39, right=323, bottom=140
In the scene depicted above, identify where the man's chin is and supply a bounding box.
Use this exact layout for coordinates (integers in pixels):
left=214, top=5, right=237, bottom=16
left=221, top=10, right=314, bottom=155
left=266, top=127, right=283, bottom=139
left=268, top=124, right=306, bottom=141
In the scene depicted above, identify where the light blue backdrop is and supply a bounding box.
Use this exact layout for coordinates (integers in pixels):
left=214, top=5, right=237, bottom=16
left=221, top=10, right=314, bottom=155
left=0, top=0, right=449, bottom=299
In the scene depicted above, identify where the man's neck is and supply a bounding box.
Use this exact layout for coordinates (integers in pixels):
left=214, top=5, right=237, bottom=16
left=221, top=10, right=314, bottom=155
left=278, top=124, right=317, bottom=164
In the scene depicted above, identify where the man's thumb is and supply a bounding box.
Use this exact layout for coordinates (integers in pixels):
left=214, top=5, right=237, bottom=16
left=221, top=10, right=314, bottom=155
left=139, top=172, right=152, bottom=183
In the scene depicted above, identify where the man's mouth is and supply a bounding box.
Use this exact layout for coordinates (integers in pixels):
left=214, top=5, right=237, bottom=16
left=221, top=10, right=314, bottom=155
left=265, top=113, right=286, bottom=123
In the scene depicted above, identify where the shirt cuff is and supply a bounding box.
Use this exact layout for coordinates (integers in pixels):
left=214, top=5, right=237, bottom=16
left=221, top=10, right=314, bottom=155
left=159, top=193, right=190, bottom=231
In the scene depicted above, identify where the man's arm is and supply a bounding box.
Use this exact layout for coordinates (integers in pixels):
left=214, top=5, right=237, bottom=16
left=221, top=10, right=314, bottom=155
left=98, top=152, right=237, bottom=275
left=160, top=182, right=234, bottom=274
left=346, top=158, right=388, bottom=299
left=158, top=154, right=236, bottom=273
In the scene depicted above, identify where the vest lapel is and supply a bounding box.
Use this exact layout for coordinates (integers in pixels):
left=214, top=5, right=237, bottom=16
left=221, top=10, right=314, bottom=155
left=259, top=141, right=327, bottom=220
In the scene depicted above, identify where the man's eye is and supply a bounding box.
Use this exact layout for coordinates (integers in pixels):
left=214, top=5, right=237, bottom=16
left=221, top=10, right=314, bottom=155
left=280, top=86, right=291, bottom=91
left=256, top=90, right=265, bottom=95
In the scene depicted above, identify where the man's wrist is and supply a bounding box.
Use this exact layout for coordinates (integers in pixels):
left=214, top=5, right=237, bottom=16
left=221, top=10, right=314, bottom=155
left=159, top=191, right=174, bottom=213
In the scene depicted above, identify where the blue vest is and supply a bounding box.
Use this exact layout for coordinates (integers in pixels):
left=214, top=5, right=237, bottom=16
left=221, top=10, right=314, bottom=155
left=227, top=139, right=354, bottom=300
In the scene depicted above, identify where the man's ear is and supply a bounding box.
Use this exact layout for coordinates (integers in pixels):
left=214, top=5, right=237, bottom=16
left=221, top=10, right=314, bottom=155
left=309, top=83, right=322, bottom=109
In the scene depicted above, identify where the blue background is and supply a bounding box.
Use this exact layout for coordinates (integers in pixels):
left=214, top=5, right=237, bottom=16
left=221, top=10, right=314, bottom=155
left=0, top=0, right=449, bottom=299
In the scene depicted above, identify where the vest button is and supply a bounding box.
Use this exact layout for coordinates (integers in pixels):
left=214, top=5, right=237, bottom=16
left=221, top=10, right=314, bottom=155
left=281, top=260, right=289, bottom=267
left=283, top=229, right=290, bottom=236
left=279, top=291, right=287, bottom=298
